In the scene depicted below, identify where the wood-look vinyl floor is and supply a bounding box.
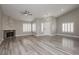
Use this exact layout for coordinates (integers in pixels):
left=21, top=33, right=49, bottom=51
left=0, top=35, right=79, bottom=55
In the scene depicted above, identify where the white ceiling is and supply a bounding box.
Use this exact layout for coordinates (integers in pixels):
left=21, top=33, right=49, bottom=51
left=1, top=4, right=79, bottom=21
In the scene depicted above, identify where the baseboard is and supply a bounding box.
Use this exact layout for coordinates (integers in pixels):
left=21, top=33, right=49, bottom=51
left=35, top=34, right=56, bottom=36
left=16, top=33, right=79, bottom=38
left=56, top=34, right=79, bottom=38
left=16, top=34, right=32, bottom=37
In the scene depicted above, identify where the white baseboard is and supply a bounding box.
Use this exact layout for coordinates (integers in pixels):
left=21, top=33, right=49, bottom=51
left=35, top=34, right=56, bottom=36
left=16, top=34, right=32, bottom=37
left=16, top=33, right=79, bottom=38
left=56, top=34, right=79, bottom=38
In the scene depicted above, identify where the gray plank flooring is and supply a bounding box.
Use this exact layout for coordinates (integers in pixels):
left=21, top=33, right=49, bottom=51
left=0, top=35, right=79, bottom=55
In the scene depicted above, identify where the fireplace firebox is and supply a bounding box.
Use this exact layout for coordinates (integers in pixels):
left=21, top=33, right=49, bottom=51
left=4, top=30, right=16, bottom=39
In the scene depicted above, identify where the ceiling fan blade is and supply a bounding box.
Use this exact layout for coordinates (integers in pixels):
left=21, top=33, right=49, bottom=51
left=20, top=9, right=32, bottom=16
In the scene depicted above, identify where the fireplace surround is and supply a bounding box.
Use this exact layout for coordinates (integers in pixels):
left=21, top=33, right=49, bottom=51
left=3, top=30, right=16, bottom=39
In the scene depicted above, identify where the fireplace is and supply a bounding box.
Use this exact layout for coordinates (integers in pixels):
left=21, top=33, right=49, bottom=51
left=4, top=30, right=16, bottom=39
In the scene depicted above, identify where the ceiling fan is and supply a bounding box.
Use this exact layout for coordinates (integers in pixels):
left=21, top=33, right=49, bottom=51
left=21, top=9, right=32, bottom=16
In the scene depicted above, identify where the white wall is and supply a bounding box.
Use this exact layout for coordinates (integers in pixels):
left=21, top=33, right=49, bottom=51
left=14, top=20, right=32, bottom=36
left=2, top=15, right=32, bottom=37
left=56, top=8, right=79, bottom=36
left=32, top=16, right=56, bottom=36
left=0, top=7, right=32, bottom=41
left=2, top=5, right=79, bottom=40
left=0, top=7, right=3, bottom=43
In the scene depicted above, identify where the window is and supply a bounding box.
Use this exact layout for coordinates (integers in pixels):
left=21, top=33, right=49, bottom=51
left=23, top=23, right=31, bottom=32
left=41, top=23, right=44, bottom=32
left=28, top=24, right=31, bottom=32
left=62, top=23, right=65, bottom=32
left=68, top=23, right=71, bottom=32
left=65, top=24, right=67, bottom=32
left=32, top=23, right=36, bottom=32
left=71, top=23, right=74, bottom=32
left=62, top=22, right=74, bottom=33
left=23, top=24, right=27, bottom=32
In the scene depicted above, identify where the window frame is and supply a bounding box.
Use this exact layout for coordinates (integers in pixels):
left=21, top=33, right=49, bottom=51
left=62, top=22, right=74, bottom=33
left=23, top=23, right=31, bottom=32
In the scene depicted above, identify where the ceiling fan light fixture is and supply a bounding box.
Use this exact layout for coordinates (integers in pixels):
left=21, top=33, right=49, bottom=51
left=21, top=9, right=32, bottom=16
left=24, top=14, right=28, bottom=16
